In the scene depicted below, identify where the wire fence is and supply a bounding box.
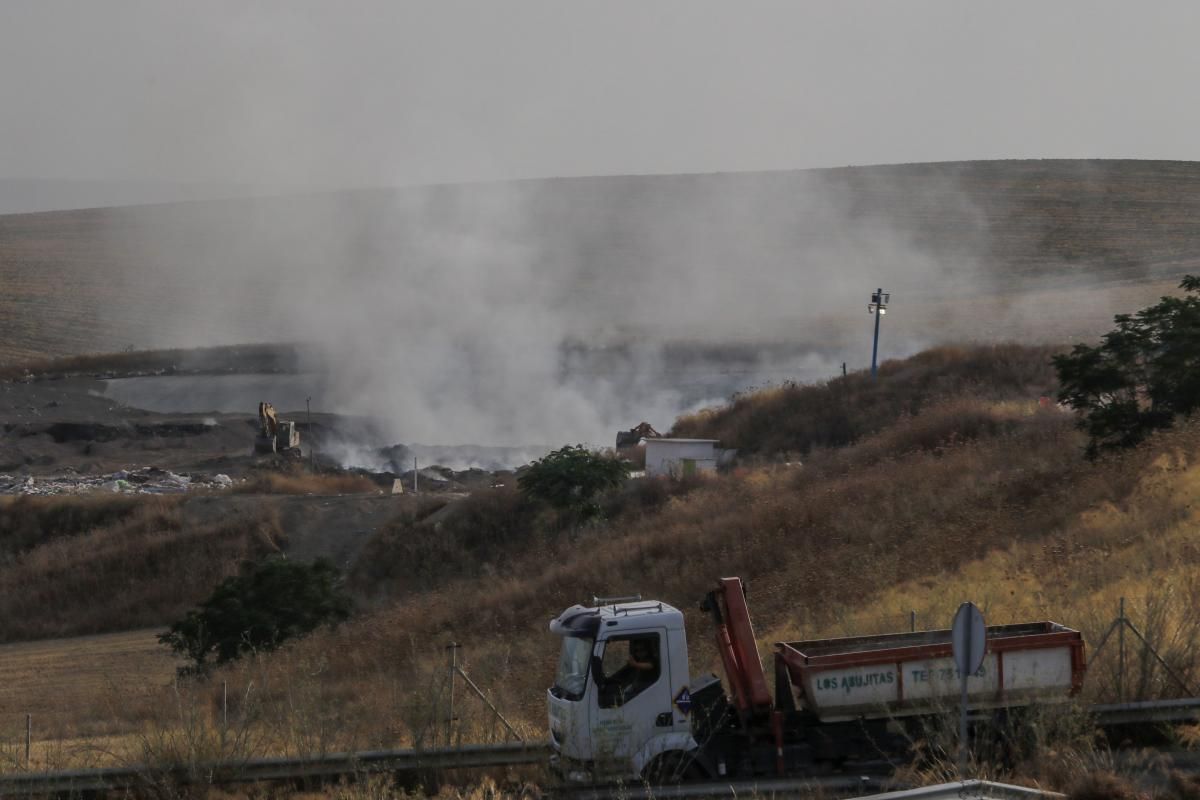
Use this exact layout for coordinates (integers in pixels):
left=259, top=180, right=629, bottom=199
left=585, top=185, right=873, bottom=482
left=772, top=592, right=1200, bottom=706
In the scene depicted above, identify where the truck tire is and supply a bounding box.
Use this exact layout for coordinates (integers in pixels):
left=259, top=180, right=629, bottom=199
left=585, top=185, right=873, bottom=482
left=641, top=751, right=706, bottom=784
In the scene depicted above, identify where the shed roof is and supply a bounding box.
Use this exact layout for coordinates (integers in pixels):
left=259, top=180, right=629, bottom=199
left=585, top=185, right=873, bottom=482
left=644, top=438, right=719, bottom=444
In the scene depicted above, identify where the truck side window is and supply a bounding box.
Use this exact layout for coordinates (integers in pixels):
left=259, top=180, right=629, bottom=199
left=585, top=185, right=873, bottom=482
left=597, top=634, right=661, bottom=709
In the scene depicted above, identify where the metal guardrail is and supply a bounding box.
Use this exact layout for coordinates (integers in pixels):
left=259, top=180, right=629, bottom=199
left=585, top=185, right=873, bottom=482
left=562, top=775, right=891, bottom=800
left=1090, top=696, right=1200, bottom=726
left=4, top=697, right=1200, bottom=797
left=0, top=741, right=549, bottom=796
left=856, top=780, right=1063, bottom=799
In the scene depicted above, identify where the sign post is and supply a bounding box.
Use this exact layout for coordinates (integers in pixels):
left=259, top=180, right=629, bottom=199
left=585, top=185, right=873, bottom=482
left=951, top=601, right=986, bottom=775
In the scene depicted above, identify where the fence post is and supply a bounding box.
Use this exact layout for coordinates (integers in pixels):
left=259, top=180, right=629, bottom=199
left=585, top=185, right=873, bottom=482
left=910, top=610, right=916, bottom=633
left=1118, top=597, right=1126, bottom=702
left=447, top=642, right=459, bottom=746
left=25, top=714, right=31, bottom=767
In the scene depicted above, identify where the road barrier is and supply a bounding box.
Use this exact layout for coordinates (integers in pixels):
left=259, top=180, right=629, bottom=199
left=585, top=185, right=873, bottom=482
left=5, top=696, right=1200, bottom=797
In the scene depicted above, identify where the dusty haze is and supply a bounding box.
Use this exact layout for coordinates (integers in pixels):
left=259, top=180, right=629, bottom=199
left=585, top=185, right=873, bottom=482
left=87, top=163, right=1192, bottom=448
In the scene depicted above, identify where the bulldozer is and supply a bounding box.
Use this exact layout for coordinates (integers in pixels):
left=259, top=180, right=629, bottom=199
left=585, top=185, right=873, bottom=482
left=255, top=401, right=301, bottom=455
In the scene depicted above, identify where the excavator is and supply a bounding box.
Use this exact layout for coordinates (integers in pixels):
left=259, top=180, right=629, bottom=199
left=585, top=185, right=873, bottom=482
left=255, top=401, right=301, bottom=455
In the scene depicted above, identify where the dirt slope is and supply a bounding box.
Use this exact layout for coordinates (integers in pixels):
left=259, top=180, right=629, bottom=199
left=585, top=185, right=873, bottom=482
left=3, top=160, right=1200, bottom=363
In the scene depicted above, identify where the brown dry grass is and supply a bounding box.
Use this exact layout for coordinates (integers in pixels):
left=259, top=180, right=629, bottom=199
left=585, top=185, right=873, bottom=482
left=670, top=343, right=1060, bottom=457
left=0, top=494, right=172, bottom=553
left=234, top=472, right=379, bottom=496
left=351, top=474, right=708, bottom=599
left=0, top=629, right=176, bottom=761
left=1063, top=769, right=1200, bottom=800
left=0, top=495, right=283, bottom=642
left=284, top=348, right=1200, bottom=762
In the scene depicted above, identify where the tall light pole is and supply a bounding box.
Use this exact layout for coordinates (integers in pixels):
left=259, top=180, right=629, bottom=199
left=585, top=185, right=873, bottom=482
left=868, top=288, right=890, bottom=380
left=306, top=396, right=313, bottom=469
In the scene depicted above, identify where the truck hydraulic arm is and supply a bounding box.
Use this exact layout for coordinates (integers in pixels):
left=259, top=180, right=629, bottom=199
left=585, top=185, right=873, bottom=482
left=702, top=577, right=773, bottom=723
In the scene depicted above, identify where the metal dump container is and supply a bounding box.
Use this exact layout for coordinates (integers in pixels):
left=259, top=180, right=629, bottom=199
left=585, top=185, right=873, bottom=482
left=775, top=622, right=1086, bottom=722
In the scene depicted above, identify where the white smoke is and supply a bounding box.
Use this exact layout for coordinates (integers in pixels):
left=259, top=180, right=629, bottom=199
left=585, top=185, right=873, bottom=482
left=94, top=169, right=986, bottom=446
left=91, top=162, right=1173, bottom=450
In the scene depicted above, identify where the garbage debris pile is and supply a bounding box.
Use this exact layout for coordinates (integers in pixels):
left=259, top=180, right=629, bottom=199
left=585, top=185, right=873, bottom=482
left=0, top=467, right=235, bottom=496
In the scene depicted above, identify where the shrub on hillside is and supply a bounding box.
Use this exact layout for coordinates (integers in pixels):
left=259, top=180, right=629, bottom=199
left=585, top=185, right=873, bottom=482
left=160, top=557, right=352, bottom=676
left=518, top=445, right=628, bottom=522
left=1055, top=275, right=1200, bottom=456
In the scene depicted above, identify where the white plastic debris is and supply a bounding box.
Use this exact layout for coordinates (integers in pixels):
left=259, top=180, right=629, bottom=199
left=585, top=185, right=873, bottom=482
left=0, top=467, right=237, bottom=496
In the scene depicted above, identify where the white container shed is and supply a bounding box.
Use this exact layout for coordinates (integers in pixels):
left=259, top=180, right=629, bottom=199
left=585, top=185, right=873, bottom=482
left=644, top=438, right=719, bottom=478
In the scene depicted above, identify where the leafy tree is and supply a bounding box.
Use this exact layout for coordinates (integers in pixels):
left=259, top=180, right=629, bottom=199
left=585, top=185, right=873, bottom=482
left=1054, top=275, right=1200, bottom=456
left=159, top=557, right=352, bottom=676
left=518, top=445, right=629, bottom=521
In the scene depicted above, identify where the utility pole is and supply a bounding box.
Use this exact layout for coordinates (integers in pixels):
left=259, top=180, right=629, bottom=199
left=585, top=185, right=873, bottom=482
left=867, top=288, right=890, bottom=380
left=305, top=396, right=313, bottom=470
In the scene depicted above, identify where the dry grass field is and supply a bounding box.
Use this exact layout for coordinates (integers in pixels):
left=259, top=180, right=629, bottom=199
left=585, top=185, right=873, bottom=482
left=0, top=629, right=176, bottom=768
left=276, top=345, right=1200, bottom=768
left=2, top=160, right=1200, bottom=364
left=0, top=495, right=283, bottom=643
left=0, top=343, right=1198, bottom=795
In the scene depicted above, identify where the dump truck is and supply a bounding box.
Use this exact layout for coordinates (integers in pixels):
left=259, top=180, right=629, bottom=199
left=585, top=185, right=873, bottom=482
left=547, top=577, right=1086, bottom=783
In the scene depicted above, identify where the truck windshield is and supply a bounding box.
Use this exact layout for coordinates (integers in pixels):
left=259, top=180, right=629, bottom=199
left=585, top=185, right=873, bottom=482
left=553, top=635, right=593, bottom=700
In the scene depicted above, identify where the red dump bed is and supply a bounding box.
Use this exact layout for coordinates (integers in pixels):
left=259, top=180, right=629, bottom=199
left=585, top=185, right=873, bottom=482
left=775, top=622, right=1086, bottom=722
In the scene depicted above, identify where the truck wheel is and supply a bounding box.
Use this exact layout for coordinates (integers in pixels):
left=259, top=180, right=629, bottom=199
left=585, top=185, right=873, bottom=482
left=642, top=751, right=705, bottom=784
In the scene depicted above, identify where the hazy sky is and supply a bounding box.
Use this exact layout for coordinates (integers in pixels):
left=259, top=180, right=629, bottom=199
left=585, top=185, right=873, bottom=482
left=2, top=1, right=1199, bottom=196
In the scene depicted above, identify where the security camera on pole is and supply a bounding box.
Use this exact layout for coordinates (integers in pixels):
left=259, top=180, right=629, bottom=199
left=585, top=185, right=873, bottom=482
left=867, top=288, right=890, bottom=380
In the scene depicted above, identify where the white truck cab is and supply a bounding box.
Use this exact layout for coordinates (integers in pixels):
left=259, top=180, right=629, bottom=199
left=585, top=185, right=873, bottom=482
left=547, top=597, right=696, bottom=782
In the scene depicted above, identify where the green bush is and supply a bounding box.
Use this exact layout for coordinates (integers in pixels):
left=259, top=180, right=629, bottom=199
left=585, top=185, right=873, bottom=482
left=518, top=445, right=628, bottom=522
left=1055, top=275, right=1200, bottom=455
left=159, top=557, right=352, bottom=676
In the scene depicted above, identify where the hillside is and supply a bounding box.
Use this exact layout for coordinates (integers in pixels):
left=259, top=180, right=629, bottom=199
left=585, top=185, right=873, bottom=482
left=320, top=342, right=1200, bottom=771
left=2, top=160, right=1200, bottom=364
left=670, top=343, right=1061, bottom=456
left=11, top=341, right=1200, bottom=794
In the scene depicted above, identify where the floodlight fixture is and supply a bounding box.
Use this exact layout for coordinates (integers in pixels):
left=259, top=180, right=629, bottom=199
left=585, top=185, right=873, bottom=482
left=868, top=287, right=891, bottom=380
